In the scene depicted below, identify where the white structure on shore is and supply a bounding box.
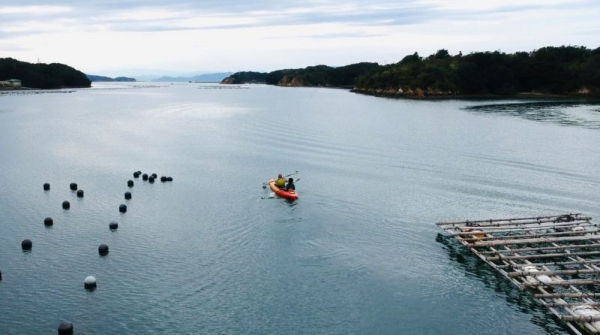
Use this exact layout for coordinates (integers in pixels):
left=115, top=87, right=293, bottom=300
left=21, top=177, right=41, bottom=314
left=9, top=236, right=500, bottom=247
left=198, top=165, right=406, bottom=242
left=0, top=79, right=21, bottom=89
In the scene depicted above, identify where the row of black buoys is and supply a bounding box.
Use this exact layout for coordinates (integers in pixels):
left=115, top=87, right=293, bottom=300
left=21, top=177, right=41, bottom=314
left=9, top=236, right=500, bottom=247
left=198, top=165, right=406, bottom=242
left=119, top=204, right=127, bottom=213
left=70, top=183, right=77, bottom=191
left=98, top=244, right=109, bottom=255
left=44, top=183, right=50, bottom=191
left=58, top=321, right=74, bottom=334
left=160, top=176, right=174, bottom=182
left=44, top=217, right=53, bottom=226
left=62, top=201, right=70, bottom=210
left=22, top=239, right=32, bottom=250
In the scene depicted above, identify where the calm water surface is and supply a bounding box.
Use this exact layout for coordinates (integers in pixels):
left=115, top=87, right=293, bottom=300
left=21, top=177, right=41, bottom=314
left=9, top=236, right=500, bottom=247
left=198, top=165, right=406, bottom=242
left=1, top=83, right=599, bottom=334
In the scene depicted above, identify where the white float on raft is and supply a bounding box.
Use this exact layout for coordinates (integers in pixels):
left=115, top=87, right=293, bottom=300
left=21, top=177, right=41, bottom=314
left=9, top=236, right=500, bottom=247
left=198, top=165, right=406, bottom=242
left=573, top=305, right=600, bottom=332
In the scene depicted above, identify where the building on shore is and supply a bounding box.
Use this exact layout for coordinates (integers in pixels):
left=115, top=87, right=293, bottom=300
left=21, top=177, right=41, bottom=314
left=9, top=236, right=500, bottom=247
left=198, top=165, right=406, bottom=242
left=0, top=79, right=21, bottom=89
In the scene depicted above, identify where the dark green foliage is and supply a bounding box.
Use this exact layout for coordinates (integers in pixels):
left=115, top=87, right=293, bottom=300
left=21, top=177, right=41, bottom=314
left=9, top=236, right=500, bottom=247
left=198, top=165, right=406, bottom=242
left=0, top=58, right=90, bottom=89
left=223, top=62, right=379, bottom=87
left=225, top=71, right=268, bottom=84
left=226, top=46, right=599, bottom=96
left=356, top=46, right=600, bottom=96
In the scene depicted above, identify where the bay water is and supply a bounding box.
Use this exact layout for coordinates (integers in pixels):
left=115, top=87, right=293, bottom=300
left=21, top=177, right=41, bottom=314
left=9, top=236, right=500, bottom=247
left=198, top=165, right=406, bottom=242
left=1, top=83, right=599, bottom=334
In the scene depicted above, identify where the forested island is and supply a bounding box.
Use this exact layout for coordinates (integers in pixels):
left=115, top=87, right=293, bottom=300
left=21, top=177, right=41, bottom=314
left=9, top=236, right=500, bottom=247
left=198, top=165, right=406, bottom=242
left=0, top=58, right=90, bottom=89
left=87, top=74, right=136, bottom=82
left=222, top=46, right=600, bottom=97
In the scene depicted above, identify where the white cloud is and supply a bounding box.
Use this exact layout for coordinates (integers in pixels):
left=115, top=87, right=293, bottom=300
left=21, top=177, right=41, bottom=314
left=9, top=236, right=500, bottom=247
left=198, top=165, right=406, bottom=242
left=0, top=5, right=71, bottom=15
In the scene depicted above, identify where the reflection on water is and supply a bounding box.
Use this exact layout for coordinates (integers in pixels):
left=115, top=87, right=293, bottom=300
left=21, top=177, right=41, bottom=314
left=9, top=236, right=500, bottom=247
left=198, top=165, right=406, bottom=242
left=436, top=234, right=570, bottom=335
left=465, top=100, right=600, bottom=129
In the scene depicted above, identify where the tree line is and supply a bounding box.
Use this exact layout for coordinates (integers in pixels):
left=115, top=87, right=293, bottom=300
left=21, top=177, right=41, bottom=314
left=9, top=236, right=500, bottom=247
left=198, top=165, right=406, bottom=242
left=222, top=46, right=600, bottom=97
left=0, top=58, right=91, bottom=89
left=223, top=63, right=379, bottom=88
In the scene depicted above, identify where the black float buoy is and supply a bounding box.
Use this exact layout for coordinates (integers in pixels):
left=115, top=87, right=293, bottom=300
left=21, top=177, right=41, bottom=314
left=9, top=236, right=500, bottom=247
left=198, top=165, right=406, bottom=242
left=44, top=217, right=54, bottom=226
left=124, top=191, right=132, bottom=200
left=0, top=269, right=3, bottom=280
left=76, top=190, right=84, bottom=198
left=98, top=244, right=109, bottom=255
left=160, top=176, right=167, bottom=182
left=109, top=221, right=118, bottom=230
left=62, top=201, right=70, bottom=210
left=21, top=239, right=32, bottom=250
left=142, top=173, right=148, bottom=181
left=69, top=183, right=77, bottom=191
left=84, top=276, right=97, bottom=290
left=133, top=171, right=140, bottom=178
left=127, top=180, right=134, bottom=187
left=148, top=176, right=155, bottom=183
left=43, top=183, right=50, bottom=191
left=119, top=204, right=127, bottom=213
left=167, top=177, right=173, bottom=182
left=57, top=321, right=74, bottom=335
left=151, top=173, right=157, bottom=179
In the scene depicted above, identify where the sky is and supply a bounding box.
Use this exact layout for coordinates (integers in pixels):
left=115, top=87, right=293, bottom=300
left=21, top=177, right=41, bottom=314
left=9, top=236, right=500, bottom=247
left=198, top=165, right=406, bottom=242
left=0, top=0, right=598, bottom=77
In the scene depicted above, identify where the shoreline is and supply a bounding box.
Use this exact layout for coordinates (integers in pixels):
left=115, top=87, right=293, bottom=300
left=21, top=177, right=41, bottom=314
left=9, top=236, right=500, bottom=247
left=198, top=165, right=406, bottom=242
left=0, top=85, right=91, bottom=91
left=350, top=89, right=600, bottom=101
left=221, top=82, right=600, bottom=100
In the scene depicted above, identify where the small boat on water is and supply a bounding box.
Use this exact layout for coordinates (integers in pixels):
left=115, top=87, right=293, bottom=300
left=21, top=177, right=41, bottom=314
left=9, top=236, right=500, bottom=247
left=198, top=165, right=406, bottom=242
left=269, top=179, right=298, bottom=201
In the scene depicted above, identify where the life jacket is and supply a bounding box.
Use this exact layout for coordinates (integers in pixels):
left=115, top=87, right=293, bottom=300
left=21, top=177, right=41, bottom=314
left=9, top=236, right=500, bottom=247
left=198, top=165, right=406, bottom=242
left=275, top=178, right=286, bottom=187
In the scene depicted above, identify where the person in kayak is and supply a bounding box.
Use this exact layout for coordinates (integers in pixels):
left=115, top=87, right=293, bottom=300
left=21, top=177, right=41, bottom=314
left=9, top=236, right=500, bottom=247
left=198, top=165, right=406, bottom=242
left=285, top=178, right=295, bottom=192
left=275, top=174, right=286, bottom=188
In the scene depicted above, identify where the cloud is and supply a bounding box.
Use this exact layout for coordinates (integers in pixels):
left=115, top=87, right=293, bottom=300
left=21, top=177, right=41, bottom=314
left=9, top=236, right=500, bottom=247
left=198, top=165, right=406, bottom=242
left=2, top=1, right=437, bottom=35
left=2, top=0, right=597, bottom=34
left=1, top=0, right=598, bottom=75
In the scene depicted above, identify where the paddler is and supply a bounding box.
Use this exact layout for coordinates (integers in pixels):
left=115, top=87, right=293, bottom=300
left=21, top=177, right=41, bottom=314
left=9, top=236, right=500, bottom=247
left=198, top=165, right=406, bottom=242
left=285, top=178, right=296, bottom=192
left=275, top=174, right=286, bottom=188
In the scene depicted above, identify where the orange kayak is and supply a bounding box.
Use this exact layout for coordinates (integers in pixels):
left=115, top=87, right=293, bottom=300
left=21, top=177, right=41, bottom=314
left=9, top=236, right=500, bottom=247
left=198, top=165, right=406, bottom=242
left=269, top=179, right=298, bottom=201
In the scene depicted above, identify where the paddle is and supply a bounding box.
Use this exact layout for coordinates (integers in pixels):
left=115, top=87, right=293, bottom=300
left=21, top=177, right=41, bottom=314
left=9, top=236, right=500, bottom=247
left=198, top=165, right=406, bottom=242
left=262, top=171, right=298, bottom=188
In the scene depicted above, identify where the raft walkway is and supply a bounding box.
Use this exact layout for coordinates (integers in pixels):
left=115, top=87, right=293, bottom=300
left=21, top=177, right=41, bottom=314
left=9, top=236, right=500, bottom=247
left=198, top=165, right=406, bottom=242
left=437, top=213, right=600, bottom=335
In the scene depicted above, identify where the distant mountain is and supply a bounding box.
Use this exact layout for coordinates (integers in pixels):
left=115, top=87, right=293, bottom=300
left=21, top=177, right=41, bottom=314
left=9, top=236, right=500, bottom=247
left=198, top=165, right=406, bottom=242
left=151, top=72, right=233, bottom=83
left=87, top=74, right=136, bottom=82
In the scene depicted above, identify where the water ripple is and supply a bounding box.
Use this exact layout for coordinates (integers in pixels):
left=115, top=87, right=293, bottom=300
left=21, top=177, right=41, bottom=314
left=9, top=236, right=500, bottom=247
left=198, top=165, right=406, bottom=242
left=465, top=100, right=600, bottom=129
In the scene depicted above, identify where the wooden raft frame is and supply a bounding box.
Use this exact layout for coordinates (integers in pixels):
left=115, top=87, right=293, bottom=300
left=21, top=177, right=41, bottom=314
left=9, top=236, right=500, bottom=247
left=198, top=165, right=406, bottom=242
left=437, top=213, right=600, bottom=335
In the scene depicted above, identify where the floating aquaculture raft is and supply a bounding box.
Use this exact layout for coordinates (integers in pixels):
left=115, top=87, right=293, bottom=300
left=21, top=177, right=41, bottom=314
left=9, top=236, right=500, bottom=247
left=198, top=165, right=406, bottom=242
left=437, top=213, right=600, bottom=335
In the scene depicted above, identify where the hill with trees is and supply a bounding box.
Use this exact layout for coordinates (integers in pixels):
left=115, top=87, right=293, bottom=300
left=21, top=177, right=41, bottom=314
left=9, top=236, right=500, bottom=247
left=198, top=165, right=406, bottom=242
left=87, top=74, right=136, bottom=82
left=0, top=58, right=91, bottom=89
left=222, top=46, right=600, bottom=97
left=222, top=63, right=379, bottom=88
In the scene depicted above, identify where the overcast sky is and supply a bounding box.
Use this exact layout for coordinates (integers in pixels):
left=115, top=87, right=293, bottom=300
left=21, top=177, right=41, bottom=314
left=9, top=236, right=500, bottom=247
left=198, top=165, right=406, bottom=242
left=0, top=0, right=598, bottom=77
